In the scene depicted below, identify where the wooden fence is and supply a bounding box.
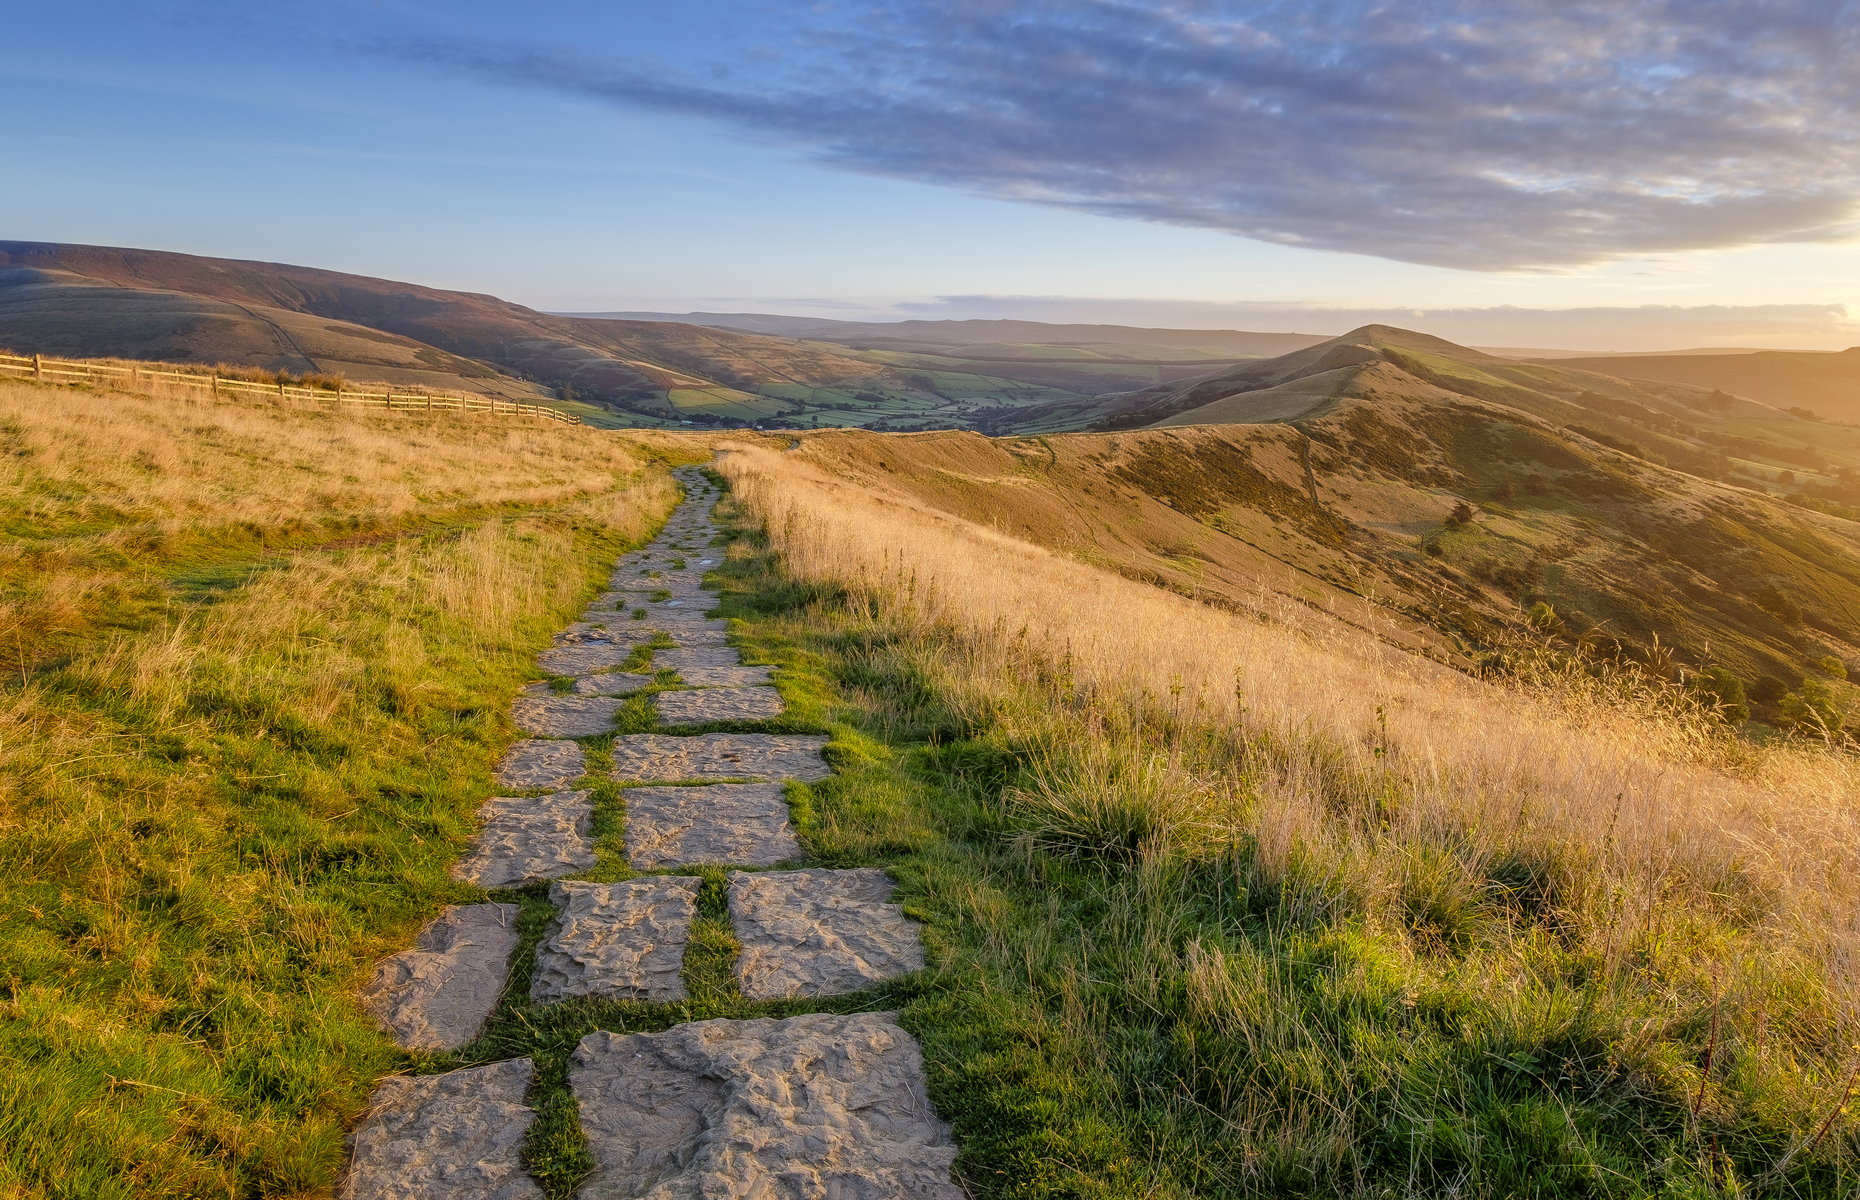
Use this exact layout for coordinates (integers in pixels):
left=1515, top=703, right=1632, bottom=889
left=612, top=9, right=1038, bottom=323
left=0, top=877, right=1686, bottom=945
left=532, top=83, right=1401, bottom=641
left=0, top=352, right=580, bottom=425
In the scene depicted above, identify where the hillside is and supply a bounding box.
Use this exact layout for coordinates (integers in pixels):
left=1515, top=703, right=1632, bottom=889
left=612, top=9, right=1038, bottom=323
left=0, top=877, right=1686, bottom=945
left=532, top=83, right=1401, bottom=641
left=0, top=243, right=1346, bottom=432
left=778, top=336, right=1860, bottom=718
left=1541, top=347, right=1860, bottom=422
left=6, top=360, right=1860, bottom=1196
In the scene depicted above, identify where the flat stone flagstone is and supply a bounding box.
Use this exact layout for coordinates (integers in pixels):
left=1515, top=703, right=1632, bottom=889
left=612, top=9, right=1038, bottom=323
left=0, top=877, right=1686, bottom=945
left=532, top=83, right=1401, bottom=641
left=653, top=646, right=745, bottom=672
left=654, top=685, right=785, bottom=724
left=729, top=868, right=926, bottom=1000
left=531, top=877, right=701, bottom=1004
left=358, top=903, right=521, bottom=1051
left=608, top=733, right=831, bottom=782
left=536, top=643, right=646, bottom=676
left=623, top=783, right=800, bottom=868
left=666, top=663, right=775, bottom=688
left=450, top=792, right=598, bottom=888
left=567, top=672, right=653, bottom=696
left=666, top=621, right=731, bottom=646
left=340, top=1058, right=543, bottom=1200
left=511, top=694, right=625, bottom=738
left=494, top=740, right=586, bottom=791
left=568, top=1013, right=961, bottom=1199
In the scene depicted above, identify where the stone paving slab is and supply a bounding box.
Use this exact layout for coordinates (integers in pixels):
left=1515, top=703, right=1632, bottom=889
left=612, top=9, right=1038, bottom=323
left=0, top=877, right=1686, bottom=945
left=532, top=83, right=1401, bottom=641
left=667, top=621, right=731, bottom=645
left=623, top=783, right=800, bottom=868
left=340, top=1058, right=543, bottom=1200
left=568, top=1013, right=960, bottom=1200
left=536, top=643, right=646, bottom=676
left=654, top=646, right=745, bottom=672
left=450, top=792, right=598, bottom=888
left=494, top=740, right=586, bottom=791
left=609, top=733, right=831, bottom=783
left=550, top=622, right=654, bottom=647
left=567, top=672, right=654, bottom=696
left=511, top=695, right=626, bottom=738
left=729, top=868, right=925, bottom=1000
left=643, top=602, right=716, bottom=620
left=668, top=663, right=775, bottom=688
left=531, top=878, right=701, bottom=1004
left=654, top=686, right=785, bottom=724
left=358, top=904, right=521, bottom=1052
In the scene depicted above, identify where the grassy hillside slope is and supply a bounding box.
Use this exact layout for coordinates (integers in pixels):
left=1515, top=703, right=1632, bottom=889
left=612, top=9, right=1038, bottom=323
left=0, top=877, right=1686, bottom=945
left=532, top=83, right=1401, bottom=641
left=0, top=375, right=681, bottom=1195
left=781, top=408, right=1860, bottom=731
left=715, top=442, right=1860, bottom=1196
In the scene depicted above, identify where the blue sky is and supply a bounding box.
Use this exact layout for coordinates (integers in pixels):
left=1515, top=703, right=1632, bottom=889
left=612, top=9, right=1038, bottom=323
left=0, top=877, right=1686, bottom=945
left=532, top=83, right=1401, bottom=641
left=4, top=1, right=1859, bottom=349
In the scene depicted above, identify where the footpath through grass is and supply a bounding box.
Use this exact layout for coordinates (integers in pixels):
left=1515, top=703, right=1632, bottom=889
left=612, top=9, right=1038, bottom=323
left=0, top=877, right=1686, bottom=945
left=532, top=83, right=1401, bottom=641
left=642, top=480, right=1859, bottom=1198
left=0, top=380, right=685, bottom=1197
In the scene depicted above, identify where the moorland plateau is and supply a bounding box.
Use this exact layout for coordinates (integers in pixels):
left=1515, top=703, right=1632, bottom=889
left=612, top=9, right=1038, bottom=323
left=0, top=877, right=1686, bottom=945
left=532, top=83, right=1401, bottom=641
left=3, top=251, right=1860, bottom=1197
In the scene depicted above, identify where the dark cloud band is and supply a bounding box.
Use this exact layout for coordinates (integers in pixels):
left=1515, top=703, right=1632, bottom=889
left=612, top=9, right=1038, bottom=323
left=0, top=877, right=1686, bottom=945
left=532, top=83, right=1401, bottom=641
left=380, top=1, right=1860, bottom=270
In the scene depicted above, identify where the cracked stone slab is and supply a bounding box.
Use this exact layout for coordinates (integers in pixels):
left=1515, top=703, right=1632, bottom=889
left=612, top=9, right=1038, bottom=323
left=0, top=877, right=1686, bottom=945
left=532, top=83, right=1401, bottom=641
left=568, top=1013, right=960, bottom=1200
left=568, top=672, right=654, bottom=697
left=358, top=904, right=521, bottom=1052
left=340, top=1058, right=543, bottom=1200
left=494, top=740, right=586, bottom=791
left=654, top=686, right=785, bottom=724
left=536, top=643, right=648, bottom=676
left=624, top=783, right=800, bottom=868
left=729, top=868, right=925, bottom=1000
left=511, top=695, right=626, bottom=738
left=669, top=663, right=775, bottom=688
left=451, top=792, right=598, bottom=888
left=609, top=733, right=831, bottom=783
left=531, top=878, right=700, bottom=1004
left=654, top=646, right=744, bottom=672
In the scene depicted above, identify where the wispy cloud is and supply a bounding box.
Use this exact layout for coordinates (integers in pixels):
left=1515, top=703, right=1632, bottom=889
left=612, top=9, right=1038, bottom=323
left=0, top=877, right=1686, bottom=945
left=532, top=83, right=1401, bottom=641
left=374, top=1, right=1860, bottom=271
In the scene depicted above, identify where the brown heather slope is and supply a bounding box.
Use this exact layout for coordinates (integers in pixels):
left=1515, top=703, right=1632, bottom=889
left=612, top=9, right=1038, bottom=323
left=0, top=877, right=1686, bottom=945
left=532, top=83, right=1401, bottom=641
left=0, top=242, right=888, bottom=414
left=783, top=347, right=1860, bottom=717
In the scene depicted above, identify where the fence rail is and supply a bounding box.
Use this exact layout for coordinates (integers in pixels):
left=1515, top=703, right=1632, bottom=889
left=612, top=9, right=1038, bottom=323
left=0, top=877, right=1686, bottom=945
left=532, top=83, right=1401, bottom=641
left=0, top=352, right=580, bottom=425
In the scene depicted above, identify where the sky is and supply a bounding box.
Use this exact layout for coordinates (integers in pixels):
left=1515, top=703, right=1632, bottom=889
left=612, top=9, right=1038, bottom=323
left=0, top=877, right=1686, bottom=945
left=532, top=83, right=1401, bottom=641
left=4, top=1, right=1859, bottom=350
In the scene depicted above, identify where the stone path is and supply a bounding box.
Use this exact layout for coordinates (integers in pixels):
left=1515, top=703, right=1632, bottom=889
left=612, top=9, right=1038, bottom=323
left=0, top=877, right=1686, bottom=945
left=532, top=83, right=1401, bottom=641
left=344, top=467, right=952, bottom=1196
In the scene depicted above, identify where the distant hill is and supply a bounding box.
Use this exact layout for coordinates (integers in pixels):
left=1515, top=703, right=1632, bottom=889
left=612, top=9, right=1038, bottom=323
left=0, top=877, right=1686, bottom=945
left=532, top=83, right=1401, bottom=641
left=1537, top=348, right=1860, bottom=422
left=570, top=311, right=1332, bottom=357
left=0, top=243, right=1342, bottom=431
left=0, top=243, right=894, bottom=427
left=791, top=324, right=1860, bottom=696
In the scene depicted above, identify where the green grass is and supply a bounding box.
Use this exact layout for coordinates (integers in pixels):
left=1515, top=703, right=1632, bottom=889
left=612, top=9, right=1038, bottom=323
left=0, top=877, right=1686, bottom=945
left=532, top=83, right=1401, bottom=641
left=0, top=387, right=693, bottom=1196
left=539, top=483, right=1855, bottom=1198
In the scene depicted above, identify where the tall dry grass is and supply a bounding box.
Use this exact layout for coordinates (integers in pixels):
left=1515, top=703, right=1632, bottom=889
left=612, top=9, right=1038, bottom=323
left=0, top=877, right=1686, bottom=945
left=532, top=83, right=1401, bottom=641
left=718, top=441, right=1860, bottom=1182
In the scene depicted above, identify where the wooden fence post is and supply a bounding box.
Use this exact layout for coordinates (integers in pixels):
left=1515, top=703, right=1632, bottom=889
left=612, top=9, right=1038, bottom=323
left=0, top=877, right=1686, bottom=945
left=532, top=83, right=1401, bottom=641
left=33, top=354, right=42, bottom=381
left=211, top=375, right=219, bottom=399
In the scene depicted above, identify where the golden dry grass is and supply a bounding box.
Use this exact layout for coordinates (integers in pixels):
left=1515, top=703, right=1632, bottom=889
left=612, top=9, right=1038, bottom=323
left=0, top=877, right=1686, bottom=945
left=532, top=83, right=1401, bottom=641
left=717, top=440, right=1860, bottom=1183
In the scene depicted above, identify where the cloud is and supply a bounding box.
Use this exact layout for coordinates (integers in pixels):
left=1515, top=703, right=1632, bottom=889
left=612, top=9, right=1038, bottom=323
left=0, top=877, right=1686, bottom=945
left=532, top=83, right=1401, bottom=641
left=378, top=1, right=1860, bottom=271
